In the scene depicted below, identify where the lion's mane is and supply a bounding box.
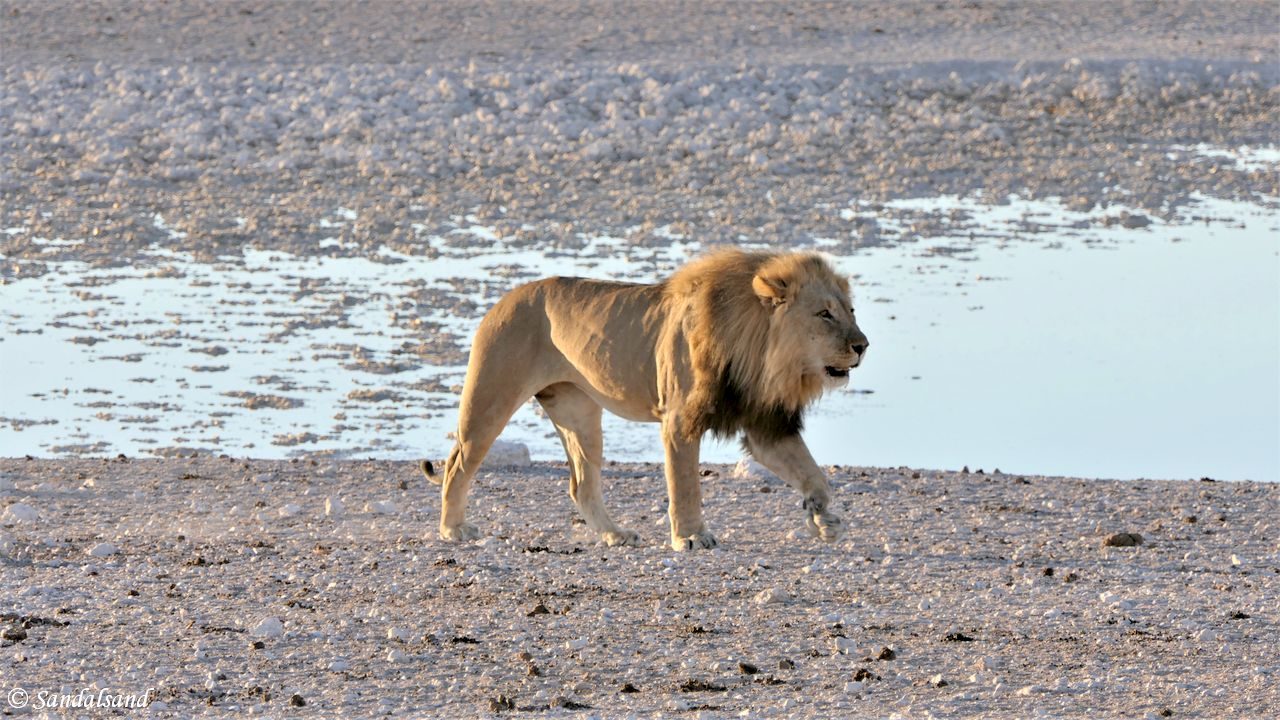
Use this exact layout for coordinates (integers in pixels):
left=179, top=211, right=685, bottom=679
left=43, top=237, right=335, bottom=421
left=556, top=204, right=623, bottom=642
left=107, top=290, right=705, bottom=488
left=663, top=249, right=849, bottom=443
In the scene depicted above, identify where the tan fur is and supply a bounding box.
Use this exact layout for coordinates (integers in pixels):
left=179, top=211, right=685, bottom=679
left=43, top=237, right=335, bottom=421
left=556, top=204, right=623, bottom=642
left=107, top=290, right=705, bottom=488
left=423, top=248, right=869, bottom=551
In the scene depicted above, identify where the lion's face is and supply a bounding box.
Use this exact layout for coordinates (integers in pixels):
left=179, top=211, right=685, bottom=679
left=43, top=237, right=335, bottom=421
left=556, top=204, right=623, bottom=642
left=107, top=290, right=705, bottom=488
left=791, top=280, right=869, bottom=389
left=752, top=258, right=870, bottom=391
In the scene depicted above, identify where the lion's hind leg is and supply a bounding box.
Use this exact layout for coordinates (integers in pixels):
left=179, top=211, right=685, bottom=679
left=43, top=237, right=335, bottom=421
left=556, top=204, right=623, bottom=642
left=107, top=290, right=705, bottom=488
left=536, top=383, right=640, bottom=547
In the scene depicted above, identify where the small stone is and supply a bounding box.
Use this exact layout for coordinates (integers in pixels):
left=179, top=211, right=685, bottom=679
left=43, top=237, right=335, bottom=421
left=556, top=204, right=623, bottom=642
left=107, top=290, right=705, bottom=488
left=2, top=626, right=27, bottom=642
left=876, top=647, right=896, bottom=661
left=325, top=496, right=345, bottom=517
left=1103, top=532, right=1144, bottom=547
left=930, top=674, right=948, bottom=687
left=277, top=503, right=301, bottom=518
left=250, top=617, right=284, bottom=638
left=738, top=662, right=758, bottom=675
left=488, top=694, right=515, bottom=712
left=778, top=658, right=795, bottom=670
left=251, top=640, right=265, bottom=650
left=328, top=658, right=350, bottom=672
left=366, top=500, right=397, bottom=515
left=289, top=694, right=305, bottom=707
left=620, top=682, right=640, bottom=693
left=853, top=667, right=880, bottom=681
left=753, top=587, right=790, bottom=604
left=565, top=637, right=589, bottom=651
left=526, top=603, right=550, bottom=617
left=2, top=503, right=38, bottom=523
left=87, top=542, right=118, bottom=557
left=943, top=632, right=974, bottom=642
left=386, top=648, right=408, bottom=663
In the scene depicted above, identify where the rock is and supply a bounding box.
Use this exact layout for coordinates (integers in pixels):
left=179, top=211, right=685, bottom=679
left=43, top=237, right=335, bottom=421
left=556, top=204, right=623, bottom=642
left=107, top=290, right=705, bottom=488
left=386, top=648, right=408, bottom=663
left=2, top=626, right=27, bottom=642
left=738, top=662, right=758, bottom=675
left=732, top=457, right=773, bottom=480
left=778, top=658, right=796, bottom=670
left=366, top=500, right=397, bottom=515
left=325, top=496, right=345, bottom=516
left=876, top=647, right=897, bottom=661
left=565, top=637, right=589, bottom=651
left=753, top=587, right=790, bottom=604
left=328, top=657, right=351, bottom=672
left=481, top=440, right=531, bottom=468
left=620, top=683, right=640, bottom=693
left=853, top=668, right=880, bottom=681
left=930, top=674, right=948, bottom=687
left=943, top=632, right=974, bottom=642
left=250, top=617, right=284, bottom=638
left=87, top=542, right=118, bottom=557
left=1103, top=532, right=1144, bottom=547
left=1121, top=212, right=1151, bottom=229
left=289, top=694, right=306, bottom=707
left=489, top=695, right=515, bottom=712
left=277, top=503, right=302, bottom=518
left=2, top=502, right=38, bottom=524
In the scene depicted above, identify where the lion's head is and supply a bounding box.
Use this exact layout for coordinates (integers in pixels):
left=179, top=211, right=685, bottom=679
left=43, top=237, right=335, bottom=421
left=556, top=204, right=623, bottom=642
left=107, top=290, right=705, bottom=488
left=668, top=249, right=869, bottom=442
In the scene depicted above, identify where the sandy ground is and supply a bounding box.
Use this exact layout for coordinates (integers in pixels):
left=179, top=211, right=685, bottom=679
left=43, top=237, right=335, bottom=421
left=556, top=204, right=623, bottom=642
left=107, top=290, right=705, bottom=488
left=1, top=458, right=1277, bottom=718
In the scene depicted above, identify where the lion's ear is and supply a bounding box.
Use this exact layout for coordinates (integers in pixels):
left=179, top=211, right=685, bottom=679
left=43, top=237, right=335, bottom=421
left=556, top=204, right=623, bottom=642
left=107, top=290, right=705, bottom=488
left=752, top=273, right=790, bottom=308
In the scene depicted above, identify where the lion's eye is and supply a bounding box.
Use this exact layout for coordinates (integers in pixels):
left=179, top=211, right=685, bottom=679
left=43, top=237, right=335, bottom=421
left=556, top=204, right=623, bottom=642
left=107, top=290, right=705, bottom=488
left=817, top=309, right=834, bottom=320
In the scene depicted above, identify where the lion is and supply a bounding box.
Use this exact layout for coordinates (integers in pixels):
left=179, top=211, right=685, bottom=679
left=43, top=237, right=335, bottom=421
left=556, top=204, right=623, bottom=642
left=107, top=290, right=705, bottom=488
left=421, top=248, right=870, bottom=551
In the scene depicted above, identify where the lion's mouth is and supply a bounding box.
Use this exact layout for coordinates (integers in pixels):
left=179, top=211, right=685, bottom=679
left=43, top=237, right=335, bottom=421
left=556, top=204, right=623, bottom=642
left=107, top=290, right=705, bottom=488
left=824, top=366, right=850, bottom=379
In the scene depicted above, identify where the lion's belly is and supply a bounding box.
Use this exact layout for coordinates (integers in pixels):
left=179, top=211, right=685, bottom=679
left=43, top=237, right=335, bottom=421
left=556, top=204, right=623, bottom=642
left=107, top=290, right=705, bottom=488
left=540, top=278, right=666, bottom=422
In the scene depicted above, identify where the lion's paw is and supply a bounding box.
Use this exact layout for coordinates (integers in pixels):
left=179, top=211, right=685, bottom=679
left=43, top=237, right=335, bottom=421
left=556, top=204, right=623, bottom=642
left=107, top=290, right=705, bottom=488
left=671, top=530, right=719, bottom=552
left=602, top=528, right=642, bottom=547
left=806, top=511, right=845, bottom=543
left=439, top=521, right=481, bottom=542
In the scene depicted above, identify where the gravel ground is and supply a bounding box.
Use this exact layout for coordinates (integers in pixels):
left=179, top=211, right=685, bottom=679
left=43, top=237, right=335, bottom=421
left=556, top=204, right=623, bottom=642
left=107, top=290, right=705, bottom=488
left=2, top=1, right=1277, bottom=279
left=1, top=458, right=1277, bottom=718
left=2, top=3, right=1278, bottom=717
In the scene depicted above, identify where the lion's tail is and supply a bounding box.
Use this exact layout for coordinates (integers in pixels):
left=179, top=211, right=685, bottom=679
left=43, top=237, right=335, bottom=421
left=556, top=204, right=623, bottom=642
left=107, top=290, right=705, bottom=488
left=419, top=444, right=461, bottom=486
left=419, top=459, right=442, bottom=485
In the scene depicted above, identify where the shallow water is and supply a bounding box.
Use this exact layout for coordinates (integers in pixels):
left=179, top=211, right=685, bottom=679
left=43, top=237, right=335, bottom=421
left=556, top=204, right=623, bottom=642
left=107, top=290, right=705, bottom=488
left=1, top=196, right=1276, bottom=481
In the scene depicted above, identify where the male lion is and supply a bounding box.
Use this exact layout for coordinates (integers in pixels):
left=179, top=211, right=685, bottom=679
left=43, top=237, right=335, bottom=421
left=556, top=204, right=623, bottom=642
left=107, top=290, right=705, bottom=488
left=422, top=249, right=869, bottom=551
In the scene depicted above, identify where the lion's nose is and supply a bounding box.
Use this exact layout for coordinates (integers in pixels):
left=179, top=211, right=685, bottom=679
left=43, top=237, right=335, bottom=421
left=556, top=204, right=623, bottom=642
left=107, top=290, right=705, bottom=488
left=851, top=340, right=869, bottom=356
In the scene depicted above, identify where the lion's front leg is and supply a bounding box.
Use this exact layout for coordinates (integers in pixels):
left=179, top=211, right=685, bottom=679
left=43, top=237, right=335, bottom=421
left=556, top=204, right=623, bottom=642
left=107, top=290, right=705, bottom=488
left=745, top=430, right=845, bottom=543
left=661, top=422, right=718, bottom=551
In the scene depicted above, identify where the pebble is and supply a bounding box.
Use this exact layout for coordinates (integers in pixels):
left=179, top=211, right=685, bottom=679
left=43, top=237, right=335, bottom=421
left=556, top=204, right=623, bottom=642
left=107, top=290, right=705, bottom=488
left=277, top=503, right=301, bottom=518
left=367, top=500, right=398, bottom=515
left=1103, top=532, right=1144, bottom=547
left=325, top=496, right=345, bottom=517
left=250, top=617, right=284, bottom=638
left=86, top=542, right=118, bottom=557
left=2, top=503, right=38, bottom=523
left=754, top=588, right=791, bottom=604
left=328, top=658, right=351, bottom=672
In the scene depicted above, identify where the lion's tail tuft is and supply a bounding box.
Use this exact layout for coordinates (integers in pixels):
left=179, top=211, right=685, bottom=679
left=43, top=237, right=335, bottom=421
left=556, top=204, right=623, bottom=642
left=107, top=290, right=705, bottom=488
left=420, top=459, right=443, bottom=485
